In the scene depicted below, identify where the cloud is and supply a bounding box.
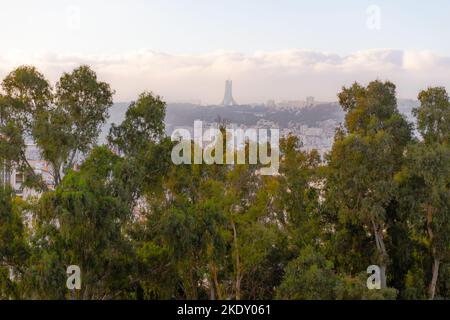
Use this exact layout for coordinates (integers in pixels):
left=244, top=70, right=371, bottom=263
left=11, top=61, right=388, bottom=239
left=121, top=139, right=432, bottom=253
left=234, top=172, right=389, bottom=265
left=0, top=49, right=449, bottom=104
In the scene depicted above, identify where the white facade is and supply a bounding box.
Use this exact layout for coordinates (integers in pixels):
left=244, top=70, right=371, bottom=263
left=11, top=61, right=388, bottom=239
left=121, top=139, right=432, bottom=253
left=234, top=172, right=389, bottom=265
left=1, top=144, right=54, bottom=198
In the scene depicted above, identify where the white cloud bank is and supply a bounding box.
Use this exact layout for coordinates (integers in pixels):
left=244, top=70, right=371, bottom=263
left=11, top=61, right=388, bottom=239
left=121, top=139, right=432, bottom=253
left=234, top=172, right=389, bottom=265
left=0, top=49, right=449, bottom=104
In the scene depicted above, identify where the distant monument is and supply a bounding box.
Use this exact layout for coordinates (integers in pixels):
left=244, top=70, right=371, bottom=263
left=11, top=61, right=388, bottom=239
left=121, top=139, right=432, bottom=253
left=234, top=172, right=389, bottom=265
left=221, top=80, right=238, bottom=106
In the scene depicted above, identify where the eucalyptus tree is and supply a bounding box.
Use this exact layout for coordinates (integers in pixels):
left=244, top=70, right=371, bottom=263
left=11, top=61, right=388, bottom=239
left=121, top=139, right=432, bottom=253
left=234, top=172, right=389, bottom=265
left=0, top=186, right=29, bottom=299
left=0, top=65, right=114, bottom=189
left=0, top=66, right=53, bottom=190
left=33, top=65, right=114, bottom=186
left=327, top=80, right=412, bottom=288
left=401, top=87, right=450, bottom=299
left=28, top=146, right=137, bottom=299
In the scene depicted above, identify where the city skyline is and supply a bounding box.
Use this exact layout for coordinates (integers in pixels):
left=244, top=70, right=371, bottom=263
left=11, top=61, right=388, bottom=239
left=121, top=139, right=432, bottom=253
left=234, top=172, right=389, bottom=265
left=1, top=48, right=449, bottom=104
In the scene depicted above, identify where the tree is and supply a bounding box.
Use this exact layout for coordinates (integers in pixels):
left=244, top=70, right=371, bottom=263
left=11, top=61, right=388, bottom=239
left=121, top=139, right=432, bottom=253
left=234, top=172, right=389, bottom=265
left=28, top=147, right=136, bottom=299
left=0, top=66, right=53, bottom=190
left=223, top=159, right=285, bottom=300
left=276, top=246, right=337, bottom=299
left=108, top=91, right=166, bottom=157
left=107, top=91, right=179, bottom=299
left=34, top=65, right=114, bottom=186
left=0, top=187, right=29, bottom=299
left=1, top=65, right=114, bottom=189
left=327, top=80, right=412, bottom=288
left=275, top=135, right=322, bottom=251
left=414, top=87, right=450, bottom=145
left=399, top=87, right=450, bottom=299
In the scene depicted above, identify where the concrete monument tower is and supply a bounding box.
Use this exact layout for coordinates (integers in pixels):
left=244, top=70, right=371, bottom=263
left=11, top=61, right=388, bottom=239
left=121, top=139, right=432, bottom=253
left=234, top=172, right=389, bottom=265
left=221, top=80, right=238, bottom=106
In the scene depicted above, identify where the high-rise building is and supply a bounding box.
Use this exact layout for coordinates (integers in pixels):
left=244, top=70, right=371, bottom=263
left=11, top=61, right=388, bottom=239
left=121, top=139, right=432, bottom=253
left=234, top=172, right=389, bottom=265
left=266, top=99, right=276, bottom=108
left=306, top=96, right=315, bottom=107
left=221, top=80, right=238, bottom=106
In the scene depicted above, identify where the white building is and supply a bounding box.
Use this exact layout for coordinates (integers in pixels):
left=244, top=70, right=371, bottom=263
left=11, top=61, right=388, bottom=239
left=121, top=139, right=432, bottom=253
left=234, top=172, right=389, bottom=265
left=1, top=144, right=54, bottom=198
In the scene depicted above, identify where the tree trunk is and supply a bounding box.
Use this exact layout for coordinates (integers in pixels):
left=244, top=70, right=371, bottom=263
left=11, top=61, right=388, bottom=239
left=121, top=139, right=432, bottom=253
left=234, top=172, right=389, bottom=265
left=426, top=205, right=440, bottom=299
left=429, top=258, right=440, bottom=300
left=371, top=218, right=387, bottom=288
left=380, top=265, right=387, bottom=289
left=209, top=261, right=222, bottom=300
left=231, top=220, right=241, bottom=300
left=182, top=260, right=198, bottom=299
left=20, top=151, right=49, bottom=191
left=210, top=282, right=216, bottom=300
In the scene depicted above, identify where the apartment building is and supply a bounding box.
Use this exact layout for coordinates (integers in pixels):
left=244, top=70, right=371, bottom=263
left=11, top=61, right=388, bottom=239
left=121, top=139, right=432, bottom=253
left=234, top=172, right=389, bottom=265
left=0, top=144, right=54, bottom=198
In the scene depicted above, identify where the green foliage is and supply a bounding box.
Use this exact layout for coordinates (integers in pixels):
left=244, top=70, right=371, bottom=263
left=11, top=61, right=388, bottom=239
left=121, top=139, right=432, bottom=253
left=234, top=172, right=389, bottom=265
left=335, top=273, right=398, bottom=300
left=397, top=87, right=450, bottom=299
left=0, top=66, right=53, bottom=190
left=54, top=65, right=114, bottom=155
left=0, top=65, right=114, bottom=188
left=109, top=92, right=166, bottom=156
left=277, top=246, right=337, bottom=300
left=414, top=87, right=450, bottom=144
left=0, top=67, right=448, bottom=300
left=0, top=188, right=29, bottom=299
left=327, top=81, right=412, bottom=289
left=26, top=147, right=136, bottom=299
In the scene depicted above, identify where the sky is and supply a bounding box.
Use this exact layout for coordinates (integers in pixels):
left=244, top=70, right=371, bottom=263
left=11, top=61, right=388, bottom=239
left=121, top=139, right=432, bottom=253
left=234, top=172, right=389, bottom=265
left=0, top=0, right=450, bottom=104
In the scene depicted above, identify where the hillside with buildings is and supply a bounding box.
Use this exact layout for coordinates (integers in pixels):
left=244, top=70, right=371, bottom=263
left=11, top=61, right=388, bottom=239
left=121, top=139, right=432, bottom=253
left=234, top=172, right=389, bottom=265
left=103, top=98, right=417, bottom=155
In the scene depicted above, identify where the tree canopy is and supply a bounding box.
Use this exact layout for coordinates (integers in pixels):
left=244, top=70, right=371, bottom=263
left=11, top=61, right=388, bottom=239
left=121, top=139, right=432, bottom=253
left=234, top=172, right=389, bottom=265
left=0, top=67, right=448, bottom=300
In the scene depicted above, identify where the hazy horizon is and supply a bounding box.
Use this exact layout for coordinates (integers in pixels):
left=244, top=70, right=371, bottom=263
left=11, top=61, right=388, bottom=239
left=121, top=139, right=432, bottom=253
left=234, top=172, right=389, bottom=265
left=1, top=1, right=450, bottom=104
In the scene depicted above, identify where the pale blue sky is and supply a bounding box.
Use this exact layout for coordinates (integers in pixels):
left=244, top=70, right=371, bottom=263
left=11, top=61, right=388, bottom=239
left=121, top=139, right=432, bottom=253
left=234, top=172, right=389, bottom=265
left=1, top=1, right=449, bottom=103
left=0, top=0, right=449, bottom=55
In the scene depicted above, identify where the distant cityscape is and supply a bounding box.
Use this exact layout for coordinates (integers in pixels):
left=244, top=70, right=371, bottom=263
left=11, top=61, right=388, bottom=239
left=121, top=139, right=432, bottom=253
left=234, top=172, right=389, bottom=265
left=2, top=80, right=418, bottom=198
left=106, top=80, right=418, bottom=156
